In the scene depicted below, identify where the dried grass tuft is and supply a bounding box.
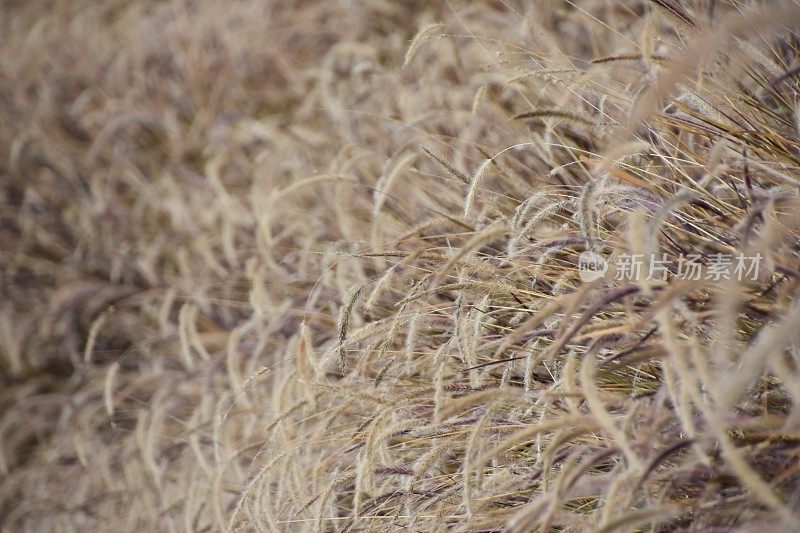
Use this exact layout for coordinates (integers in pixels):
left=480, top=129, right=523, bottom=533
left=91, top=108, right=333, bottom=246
left=4, top=1, right=800, bottom=531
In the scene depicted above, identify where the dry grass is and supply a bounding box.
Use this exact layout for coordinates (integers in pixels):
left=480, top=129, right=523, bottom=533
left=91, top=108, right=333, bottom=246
left=3, top=0, right=800, bottom=531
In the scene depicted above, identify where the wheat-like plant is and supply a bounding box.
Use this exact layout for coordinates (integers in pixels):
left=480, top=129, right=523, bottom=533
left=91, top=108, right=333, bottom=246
left=4, top=1, right=800, bottom=531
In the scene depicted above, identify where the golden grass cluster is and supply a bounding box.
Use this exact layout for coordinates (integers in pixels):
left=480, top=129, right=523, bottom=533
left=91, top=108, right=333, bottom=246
left=4, top=0, right=800, bottom=530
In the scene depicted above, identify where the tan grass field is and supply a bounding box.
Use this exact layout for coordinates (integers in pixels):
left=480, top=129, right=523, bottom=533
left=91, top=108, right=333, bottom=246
left=3, top=0, right=800, bottom=530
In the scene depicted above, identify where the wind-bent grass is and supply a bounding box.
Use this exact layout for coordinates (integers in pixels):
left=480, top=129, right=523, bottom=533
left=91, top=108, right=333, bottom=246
left=3, top=0, right=800, bottom=531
